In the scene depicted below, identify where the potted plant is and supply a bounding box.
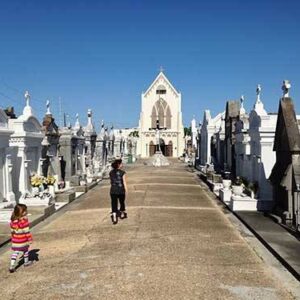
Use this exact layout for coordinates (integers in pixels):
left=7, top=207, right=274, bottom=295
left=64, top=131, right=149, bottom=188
left=232, top=176, right=244, bottom=196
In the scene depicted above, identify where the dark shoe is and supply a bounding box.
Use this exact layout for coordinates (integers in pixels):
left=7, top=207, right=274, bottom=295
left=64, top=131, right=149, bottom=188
left=9, top=267, right=15, bottom=273
left=120, top=211, right=127, bottom=219
left=24, top=261, right=33, bottom=267
left=111, top=213, right=118, bottom=225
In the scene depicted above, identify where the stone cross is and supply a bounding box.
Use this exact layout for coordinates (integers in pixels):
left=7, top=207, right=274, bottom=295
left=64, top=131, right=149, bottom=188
left=282, top=80, right=291, bottom=98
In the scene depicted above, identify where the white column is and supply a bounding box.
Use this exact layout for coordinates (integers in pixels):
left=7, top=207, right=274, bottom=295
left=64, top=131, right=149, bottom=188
left=18, top=147, right=30, bottom=196
left=5, top=153, right=16, bottom=203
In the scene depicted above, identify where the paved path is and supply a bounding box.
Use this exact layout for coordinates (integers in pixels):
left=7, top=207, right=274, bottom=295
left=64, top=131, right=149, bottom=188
left=0, top=161, right=296, bottom=299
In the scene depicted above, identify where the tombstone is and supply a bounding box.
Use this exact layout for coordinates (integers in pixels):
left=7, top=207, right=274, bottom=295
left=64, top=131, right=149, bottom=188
left=235, top=95, right=251, bottom=179
left=114, top=129, right=122, bottom=158
left=108, top=125, right=115, bottom=159
left=94, top=121, right=106, bottom=175
left=191, top=117, right=198, bottom=149
left=270, top=80, right=300, bottom=227
left=200, top=110, right=225, bottom=167
left=83, top=109, right=97, bottom=182
left=41, top=100, right=61, bottom=189
left=0, top=108, right=15, bottom=210
left=59, top=114, right=86, bottom=187
left=9, top=91, right=44, bottom=200
left=224, top=100, right=241, bottom=176
left=249, top=85, right=277, bottom=210
left=214, top=117, right=225, bottom=171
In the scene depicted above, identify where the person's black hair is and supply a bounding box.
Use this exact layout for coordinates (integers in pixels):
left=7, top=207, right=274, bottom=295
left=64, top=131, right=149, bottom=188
left=111, top=159, right=122, bottom=170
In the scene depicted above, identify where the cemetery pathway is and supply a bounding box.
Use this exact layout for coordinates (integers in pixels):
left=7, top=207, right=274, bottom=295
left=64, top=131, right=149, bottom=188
left=0, top=160, right=296, bottom=299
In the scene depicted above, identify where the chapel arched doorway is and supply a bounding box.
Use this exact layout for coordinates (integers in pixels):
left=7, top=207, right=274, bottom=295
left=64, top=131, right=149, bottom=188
left=165, top=141, right=173, bottom=157
left=149, top=141, right=156, bottom=156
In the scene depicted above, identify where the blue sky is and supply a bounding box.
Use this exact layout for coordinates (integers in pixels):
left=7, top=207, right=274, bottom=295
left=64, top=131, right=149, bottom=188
left=0, top=0, right=299, bottom=129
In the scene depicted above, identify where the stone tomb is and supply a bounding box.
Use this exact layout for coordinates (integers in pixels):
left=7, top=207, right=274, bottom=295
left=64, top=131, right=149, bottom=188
left=9, top=92, right=44, bottom=202
left=59, top=114, right=86, bottom=187
left=83, top=109, right=97, bottom=183
left=0, top=108, right=16, bottom=221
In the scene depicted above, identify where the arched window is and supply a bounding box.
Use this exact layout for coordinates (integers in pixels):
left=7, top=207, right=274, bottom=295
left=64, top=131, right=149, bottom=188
left=151, top=106, right=157, bottom=129
left=166, top=106, right=172, bottom=129
left=158, top=103, right=164, bottom=127
left=150, top=98, right=171, bottom=129
left=156, top=85, right=166, bottom=95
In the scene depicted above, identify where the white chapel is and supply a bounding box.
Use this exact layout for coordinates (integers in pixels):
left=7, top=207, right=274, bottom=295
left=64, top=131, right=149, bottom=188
left=137, top=70, right=185, bottom=158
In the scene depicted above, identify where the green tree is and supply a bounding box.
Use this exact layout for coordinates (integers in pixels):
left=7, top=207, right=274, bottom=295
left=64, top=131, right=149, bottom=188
left=129, top=130, right=139, bottom=138
left=184, top=127, right=191, bottom=137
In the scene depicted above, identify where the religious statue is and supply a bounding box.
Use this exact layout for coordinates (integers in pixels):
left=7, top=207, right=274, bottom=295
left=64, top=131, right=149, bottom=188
left=282, top=80, right=291, bottom=98
left=46, top=100, right=51, bottom=115
left=24, top=91, right=30, bottom=106
left=256, top=84, right=261, bottom=103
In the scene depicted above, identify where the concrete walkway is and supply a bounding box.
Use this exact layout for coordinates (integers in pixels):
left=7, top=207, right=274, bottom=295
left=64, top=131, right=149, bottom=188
left=0, top=161, right=296, bottom=299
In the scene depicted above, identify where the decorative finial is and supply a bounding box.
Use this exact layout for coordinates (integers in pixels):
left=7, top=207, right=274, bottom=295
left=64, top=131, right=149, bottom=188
left=46, top=100, right=51, bottom=115
left=282, top=80, right=291, bottom=98
left=159, top=66, right=164, bottom=73
left=24, top=91, right=30, bottom=107
left=87, top=109, right=92, bottom=118
left=101, top=120, right=104, bottom=128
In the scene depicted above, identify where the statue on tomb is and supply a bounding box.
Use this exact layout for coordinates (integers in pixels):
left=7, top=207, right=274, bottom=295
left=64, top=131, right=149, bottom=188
left=282, top=80, right=291, bottom=98
left=23, top=90, right=34, bottom=116
left=256, top=84, right=261, bottom=102
left=46, top=100, right=51, bottom=115
left=240, top=95, right=244, bottom=104
left=240, top=95, right=246, bottom=115
left=24, top=91, right=30, bottom=106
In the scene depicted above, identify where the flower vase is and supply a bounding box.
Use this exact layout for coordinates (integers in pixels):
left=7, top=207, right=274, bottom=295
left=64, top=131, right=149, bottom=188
left=32, top=187, right=39, bottom=197
left=48, top=185, right=55, bottom=197
left=222, top=179, right=231, bottom=191
left=232, top=185, right=244, bottom=196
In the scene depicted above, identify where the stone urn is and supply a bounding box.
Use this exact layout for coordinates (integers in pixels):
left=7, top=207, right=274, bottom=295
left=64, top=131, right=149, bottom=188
left=222, top=179, right=232, bottom=190
left=232, top=185, right=244, bottom=196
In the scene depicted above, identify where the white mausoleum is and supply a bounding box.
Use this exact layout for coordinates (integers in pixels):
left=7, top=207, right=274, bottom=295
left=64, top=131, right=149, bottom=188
left=137, top=71, right=185, bottom=158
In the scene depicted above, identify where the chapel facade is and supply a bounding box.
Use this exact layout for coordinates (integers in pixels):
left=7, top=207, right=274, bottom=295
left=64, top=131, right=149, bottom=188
left=137, top=71, right=185, bottom=158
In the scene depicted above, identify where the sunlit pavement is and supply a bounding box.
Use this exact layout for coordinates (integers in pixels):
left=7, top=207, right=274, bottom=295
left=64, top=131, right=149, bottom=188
left=0, top=161, right=294, bottom=299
